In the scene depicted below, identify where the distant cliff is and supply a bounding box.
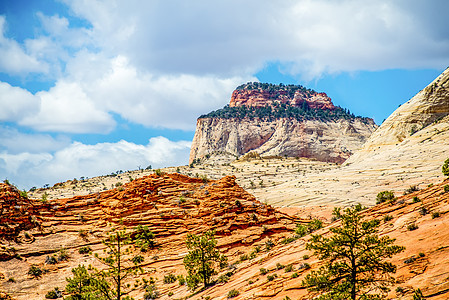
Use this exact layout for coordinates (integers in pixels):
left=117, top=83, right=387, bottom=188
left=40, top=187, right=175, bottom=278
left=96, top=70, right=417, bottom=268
left=190, top=82, right=377, bottom=164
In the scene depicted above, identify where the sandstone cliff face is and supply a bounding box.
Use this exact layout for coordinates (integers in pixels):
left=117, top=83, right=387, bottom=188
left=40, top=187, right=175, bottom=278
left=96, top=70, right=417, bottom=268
left=191, top=117, right=376, bottom=164
left=346, top=67, right=449, bottom=168
left=190, top=83, right=377, bottom=164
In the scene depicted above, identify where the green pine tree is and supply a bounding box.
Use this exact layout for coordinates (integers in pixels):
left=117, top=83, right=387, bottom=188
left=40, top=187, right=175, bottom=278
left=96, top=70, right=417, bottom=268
left=183, top=230, right=227, bottom=290
left=302, top=204, right=404, bottom=300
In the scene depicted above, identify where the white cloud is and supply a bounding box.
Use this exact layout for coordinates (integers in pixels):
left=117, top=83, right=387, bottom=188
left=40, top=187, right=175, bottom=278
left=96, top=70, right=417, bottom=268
left=73, top=55, right=251, bottom=130
left=0, top=126, right=70, bottom=154
left=0, top=82, right=40, bottom=121
left=64, top=0, right=449, bottom=79
left=0, top=16, right=48, bottom=74
left=19, top=80, right=116, bottom=133
left=0, top=136, right=191, bottom=189
left=2, top=0, right=448, bottom=132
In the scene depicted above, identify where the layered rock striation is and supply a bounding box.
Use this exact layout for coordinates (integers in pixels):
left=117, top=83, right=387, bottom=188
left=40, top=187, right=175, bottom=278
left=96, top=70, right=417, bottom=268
left=0, top=173, right=299, bottom=299
left=190, top=82, right=377, bottom=164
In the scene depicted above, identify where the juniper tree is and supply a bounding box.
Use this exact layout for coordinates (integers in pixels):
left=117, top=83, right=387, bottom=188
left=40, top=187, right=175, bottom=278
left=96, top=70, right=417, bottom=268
left=303, top=204, right=404, bottom=300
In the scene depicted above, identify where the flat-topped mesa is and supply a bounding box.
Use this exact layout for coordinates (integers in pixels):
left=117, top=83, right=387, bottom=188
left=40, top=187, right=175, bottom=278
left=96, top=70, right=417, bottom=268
left=230, top=82, right=335, bottom=110
left=190, top=82, right=377, bottom=164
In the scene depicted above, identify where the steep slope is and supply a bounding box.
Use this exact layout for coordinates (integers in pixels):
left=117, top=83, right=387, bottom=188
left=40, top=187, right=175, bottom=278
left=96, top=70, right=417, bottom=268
left=0, top=174, right=299, bottom=299
left=347, top=67, right=449, bottom=165
left=190, top=82, right=377, bottom=164
left=189, top=178, right=449, bottom=300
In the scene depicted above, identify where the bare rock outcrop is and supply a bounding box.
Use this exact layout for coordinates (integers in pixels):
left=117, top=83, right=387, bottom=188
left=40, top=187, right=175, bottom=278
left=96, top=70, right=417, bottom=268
left=347, top=67, right=449, bottom=164
left=190, top=82, right=377, bottom=164
left=0, top=183, right=38, bottom=240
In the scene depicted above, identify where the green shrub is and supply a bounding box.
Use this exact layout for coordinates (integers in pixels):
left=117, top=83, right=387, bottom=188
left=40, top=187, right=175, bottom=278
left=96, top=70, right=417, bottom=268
left=281, top=236, right=296, bottom=244
left=267, top=274, right=277, bottom=281
left=163, top=273, right=176, bottom=284
left=432, top=211, right=441, bottom=219
left=239, top=254, right=249, bottom=261
left=144, top=284, right=160, bottom=300
left=404, top=185, right=419, bottom=195
left=28, top=265, right=43, bottom=277
left=295, top=224, right=308, bottom=237
left=78, top=246, right=91, bottom=254
left=383, top=215, right=393, bottom=222
left=227, top=289, right=240, bottom=298
left=132, top=255, right=144, bottom=264
left=265, top=239, right=274, bottom=251
left=133, top=225, right=156, bottom=251
left=284, top=264, right=294, bottom=272
left=177, top=274, right=186, bottom=286
left=154, top=169, right=162, bottom=176
left=45, top=256, right=58, bottom=265
left=45, top=287, right=62, bottom=299
left=407, top=223, right=419, bottom=231
left=276, top=263, right=285, bottom=270
left=419, top=207, right=428, bottom=216
left=260, top=268, right=268, bottom=275
left=442, top=158, right=449, bottom=176
left=376, top=191, right=395, bottom=204
left=291, top=272, right=299, bottom=278
left=303, top=254, right=310, bottom=260
left=308, top=219, right=323, bottom=232
left=41, top=193, right=48, bottom=203
left=217, top=274, right=230, bottom=283
left=412, top=196, right=420, bottom=203
left=418, top=252, right=425, bottom=258
left=57, top=249, right=68, bottom=261
left=413, top=288, right=425, bottom=300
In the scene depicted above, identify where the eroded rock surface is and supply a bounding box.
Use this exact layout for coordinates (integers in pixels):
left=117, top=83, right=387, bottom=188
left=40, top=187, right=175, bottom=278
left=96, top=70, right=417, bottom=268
left=190, top=83, right=377, bottom=164
left=0, top=174, right=299, bottom=299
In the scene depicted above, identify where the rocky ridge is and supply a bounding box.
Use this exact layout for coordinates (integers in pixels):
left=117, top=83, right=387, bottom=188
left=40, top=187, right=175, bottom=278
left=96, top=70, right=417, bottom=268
left=190, top=82, right=377, bottom=164
left=0, top=174, right=299, bottom=299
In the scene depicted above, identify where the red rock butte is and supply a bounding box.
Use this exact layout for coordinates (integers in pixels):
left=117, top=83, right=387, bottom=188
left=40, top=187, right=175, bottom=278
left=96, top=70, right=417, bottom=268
left=229, top=85, right=335, bottom=110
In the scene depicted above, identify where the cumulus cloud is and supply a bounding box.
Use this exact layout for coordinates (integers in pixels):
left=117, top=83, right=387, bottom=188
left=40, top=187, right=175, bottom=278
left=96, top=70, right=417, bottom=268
left=19, top=80, right=116, bottom=133
left=69, top=54, right=251, bottom=130
left=64, top=0, right=449, bottom=79
left=0, top=82, right=40, bottom=121
left=0, top=136, right=191, bottom=189
left=0, top=16, right=48, bottom=74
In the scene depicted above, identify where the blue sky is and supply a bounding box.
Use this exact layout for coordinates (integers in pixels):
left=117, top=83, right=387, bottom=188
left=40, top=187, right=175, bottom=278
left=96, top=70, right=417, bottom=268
left=0, top=0, right=448, bottom=189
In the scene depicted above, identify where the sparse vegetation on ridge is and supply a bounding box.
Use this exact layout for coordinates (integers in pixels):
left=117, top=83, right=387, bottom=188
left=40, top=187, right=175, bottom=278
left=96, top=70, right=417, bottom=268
left=200, top=102, right=367, bottom=123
